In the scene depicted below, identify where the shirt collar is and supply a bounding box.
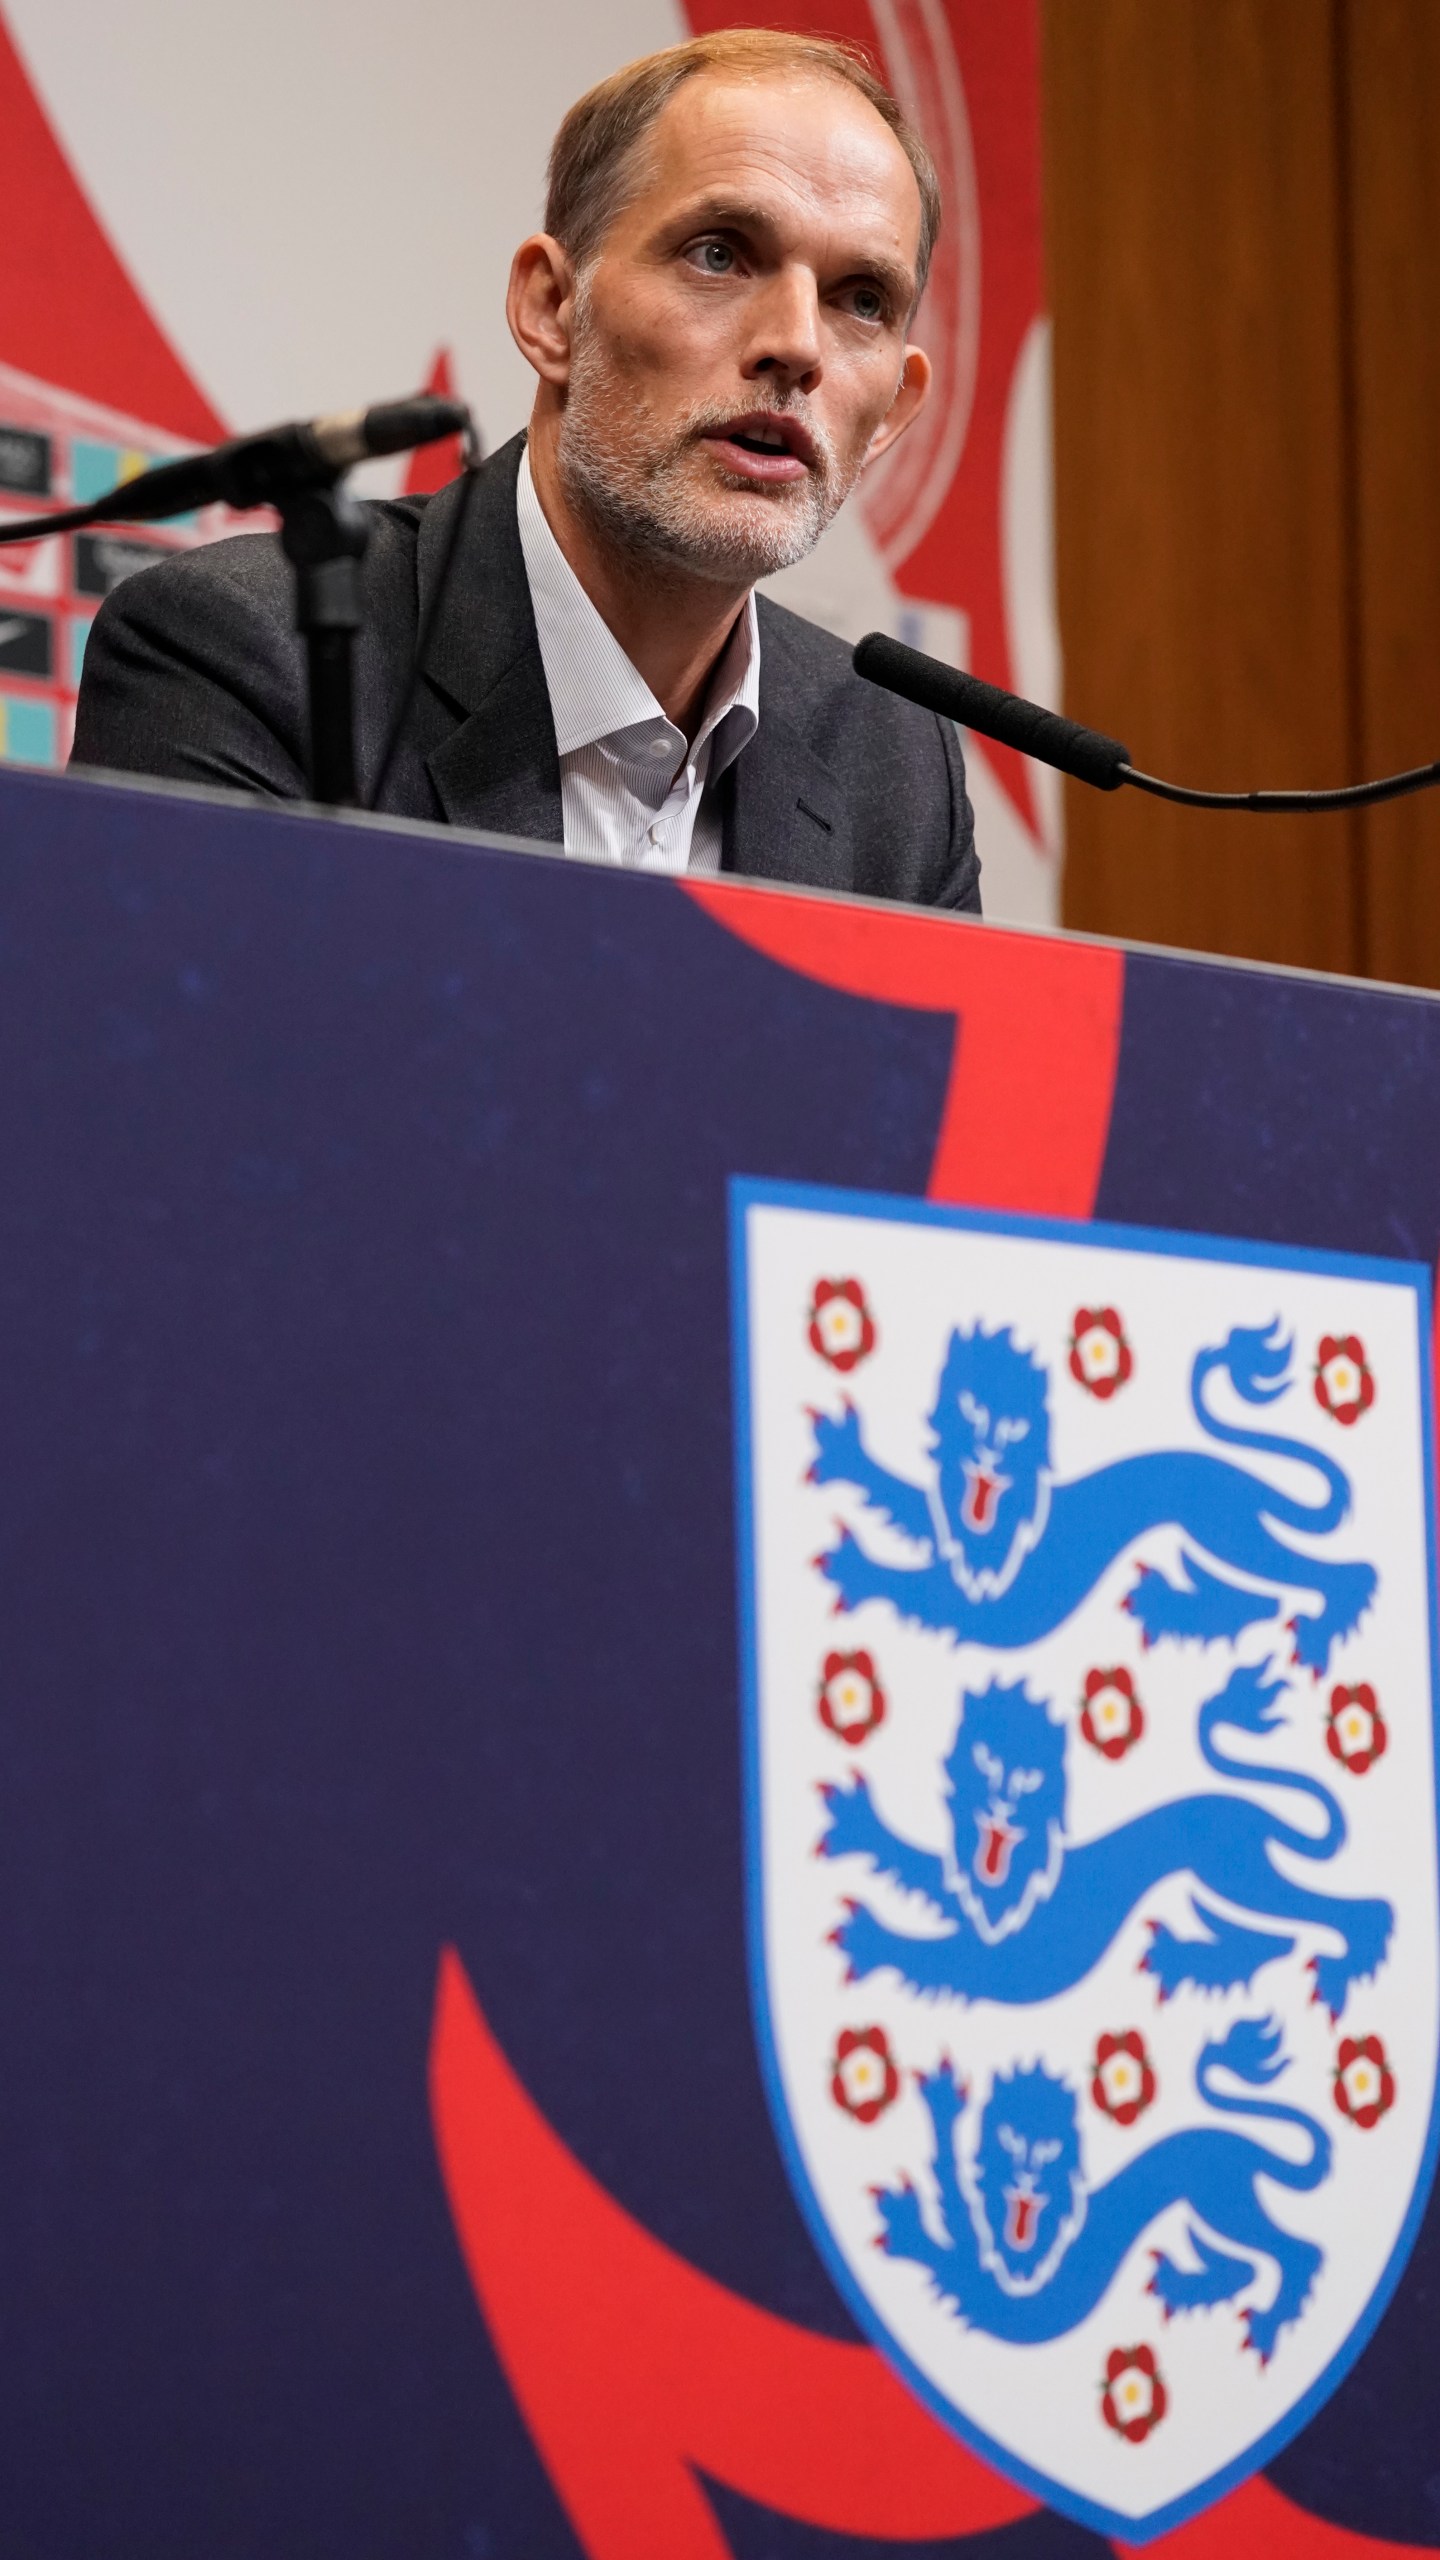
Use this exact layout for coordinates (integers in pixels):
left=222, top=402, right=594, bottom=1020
left=515, top=441, right=760, bottom=775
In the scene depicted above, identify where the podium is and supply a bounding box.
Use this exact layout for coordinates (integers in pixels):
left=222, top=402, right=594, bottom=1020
left=0, top=761, right=1436, bottom=2560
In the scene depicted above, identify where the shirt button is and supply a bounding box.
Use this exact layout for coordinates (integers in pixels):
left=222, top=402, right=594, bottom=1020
left=648, top=737, right=671, bottom=761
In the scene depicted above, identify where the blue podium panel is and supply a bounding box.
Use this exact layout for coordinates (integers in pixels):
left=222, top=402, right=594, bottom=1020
left=0, top=765, right=1436, bottom=2560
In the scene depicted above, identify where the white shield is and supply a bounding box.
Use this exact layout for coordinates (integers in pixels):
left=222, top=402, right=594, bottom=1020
left=731, top=1179, right=1440, bottom=2541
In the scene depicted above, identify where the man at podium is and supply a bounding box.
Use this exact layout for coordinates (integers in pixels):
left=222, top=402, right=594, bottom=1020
left=72, top=30, right=979, bottom=913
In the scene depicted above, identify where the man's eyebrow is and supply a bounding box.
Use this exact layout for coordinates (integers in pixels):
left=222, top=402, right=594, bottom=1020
left=673, top=195, right=776, bottom=235
left=666, top=197, right=915, bottom=305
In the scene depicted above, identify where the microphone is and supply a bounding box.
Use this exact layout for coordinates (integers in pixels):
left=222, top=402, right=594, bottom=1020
left=0, top=395, right=472, bottom=543
left=92, top=395, right=472, bottom=522
left=853, top=632, right=1130, bottom=790
left=853, top=630, right=1440, bottom=816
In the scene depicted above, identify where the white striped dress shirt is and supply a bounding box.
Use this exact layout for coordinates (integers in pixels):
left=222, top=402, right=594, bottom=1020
left=515, top=444, right=761, bottom=875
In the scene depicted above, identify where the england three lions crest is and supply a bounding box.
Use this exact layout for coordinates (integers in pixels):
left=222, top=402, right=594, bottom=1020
left=731, top=1180, right=1440, bottom=2541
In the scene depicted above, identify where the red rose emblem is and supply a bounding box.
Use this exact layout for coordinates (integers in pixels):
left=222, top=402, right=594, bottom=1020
left=1080, top=1666, right=1144, bottom=1761
left=1334, top=2034, right=1396, bottom=2129
left=1101, top=2344, right=1167, bottom=2443
left=830, top=2026, right=900, bottom=2124
left=1069, top=1307, right=1133, bottom=1399
left=817, top=1650, right=886, bottom=1744
left=1326, top=1681, right=1387, bottom=1775
left=1314, top=1335, right=1375, bottom=1426
left=1091, top=2031, right=1157, bottom=2127
left=808, top=1279, right=876, bottom=1373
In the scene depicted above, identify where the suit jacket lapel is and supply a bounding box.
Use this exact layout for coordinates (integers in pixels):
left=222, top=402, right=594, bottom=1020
left=723, top=701, right=854, bottom=893
left=417, top=435, right=564, bottom=845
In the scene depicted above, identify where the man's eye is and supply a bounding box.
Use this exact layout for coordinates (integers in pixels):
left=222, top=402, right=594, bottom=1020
left=843, top=284, right=886, bottom=324
left=688, top=239, right=736, bottom=275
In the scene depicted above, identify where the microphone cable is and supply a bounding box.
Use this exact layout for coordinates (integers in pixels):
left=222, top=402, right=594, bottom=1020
left=1116, top=761, right=1440, bottom=815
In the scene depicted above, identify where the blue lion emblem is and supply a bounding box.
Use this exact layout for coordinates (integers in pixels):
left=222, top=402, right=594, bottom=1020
left=878, top=2016, right=1329, bottom=2362
left=810, top=1321, right=1376, bottom=1675
left=822, top=1663, right=1392, bottom=2020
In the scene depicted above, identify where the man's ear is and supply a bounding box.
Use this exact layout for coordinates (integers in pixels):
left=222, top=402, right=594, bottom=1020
left=863, top=344, right=933, bottom=468
left=506, top=235, right=579, bottom=387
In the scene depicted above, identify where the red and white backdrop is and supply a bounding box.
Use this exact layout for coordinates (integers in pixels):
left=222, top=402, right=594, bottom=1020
left=0, top=0, right=1059, bottom=923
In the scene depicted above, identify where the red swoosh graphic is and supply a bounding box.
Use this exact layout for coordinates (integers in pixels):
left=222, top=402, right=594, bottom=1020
left=684, top=879, right=1124, bottom=1214
left=431, top=1947, right=1034, bottom=2556
left=0, top=10, right=222, bottom=438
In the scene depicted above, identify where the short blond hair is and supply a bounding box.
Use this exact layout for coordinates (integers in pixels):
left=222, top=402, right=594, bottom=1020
left=545, top=28, right=940, bottom=300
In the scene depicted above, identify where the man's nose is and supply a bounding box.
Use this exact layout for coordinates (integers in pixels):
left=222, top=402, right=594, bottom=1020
left=742, top=269, right=824, bottom=386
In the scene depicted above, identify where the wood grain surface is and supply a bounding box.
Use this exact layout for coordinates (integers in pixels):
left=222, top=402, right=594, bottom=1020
left=1042, top=0, right=1439, bottom=982
left=1344, top=0, right=1440, bottom=985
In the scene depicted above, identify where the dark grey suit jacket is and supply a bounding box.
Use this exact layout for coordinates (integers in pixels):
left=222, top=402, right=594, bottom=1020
left=72, top=434, right=979, bottom=910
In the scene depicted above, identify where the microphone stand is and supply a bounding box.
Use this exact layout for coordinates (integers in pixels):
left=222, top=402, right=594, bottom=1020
left=0, top=393, right=473, bottom=812
left=278, top=481, right=371, bottom=808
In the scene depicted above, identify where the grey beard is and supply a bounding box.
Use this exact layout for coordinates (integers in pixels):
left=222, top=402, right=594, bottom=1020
left=556, top=334, right=852, bottom=584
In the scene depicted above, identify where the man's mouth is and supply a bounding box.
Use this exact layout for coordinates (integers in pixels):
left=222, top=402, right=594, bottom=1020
left=702, top=413, right=816, bottom=484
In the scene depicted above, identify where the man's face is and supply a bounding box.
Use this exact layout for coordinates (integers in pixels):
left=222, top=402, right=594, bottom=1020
left=552, top=71, right=929, bottom=583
